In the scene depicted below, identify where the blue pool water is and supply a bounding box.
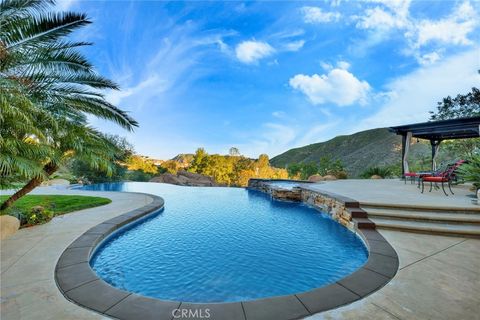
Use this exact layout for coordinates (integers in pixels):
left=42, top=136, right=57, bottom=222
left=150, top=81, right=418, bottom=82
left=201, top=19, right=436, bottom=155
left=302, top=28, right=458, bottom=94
left=82, top=182, right=367, bottom=303
left=266, top=180, right=307, bottom=190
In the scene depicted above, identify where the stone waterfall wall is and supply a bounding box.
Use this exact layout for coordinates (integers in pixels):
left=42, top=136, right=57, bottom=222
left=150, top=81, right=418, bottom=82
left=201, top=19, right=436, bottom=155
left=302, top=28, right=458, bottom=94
left=300, top=188, right=355, bottom=230
left=248, top=179, right=356, bottom=231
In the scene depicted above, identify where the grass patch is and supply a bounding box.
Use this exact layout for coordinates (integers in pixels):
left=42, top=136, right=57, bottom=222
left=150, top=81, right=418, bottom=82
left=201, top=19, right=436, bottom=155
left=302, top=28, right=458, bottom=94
left=0, top=195, right=111, bottom=226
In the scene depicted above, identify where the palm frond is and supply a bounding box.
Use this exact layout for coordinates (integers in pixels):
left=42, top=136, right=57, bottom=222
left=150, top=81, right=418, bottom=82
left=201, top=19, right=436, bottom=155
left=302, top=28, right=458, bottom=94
left=3, top=11, right=91, bottom=49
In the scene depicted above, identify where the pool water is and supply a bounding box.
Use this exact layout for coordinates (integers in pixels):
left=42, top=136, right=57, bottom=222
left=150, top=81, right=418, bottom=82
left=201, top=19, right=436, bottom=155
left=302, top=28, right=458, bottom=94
left=82, top=182, right=368, bottom=303
left=266, top=180, right=307, bottom=190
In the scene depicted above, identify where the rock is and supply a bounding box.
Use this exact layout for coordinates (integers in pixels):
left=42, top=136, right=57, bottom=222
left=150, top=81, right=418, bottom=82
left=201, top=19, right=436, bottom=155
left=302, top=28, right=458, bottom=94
left=308, top=174, right=324, bottom=182
left=41, top=179, right=70, bottom=186
left=0, top=215, right=20, bottom=240
left=150, top=171, right=217, bottom=187
left=323, top=175, right=337, bottom=181
left=150, top=173, right=182, bottom=185
left=177, top=170, right=216, bottom=186
left=370, top=175, right=383, bottom=179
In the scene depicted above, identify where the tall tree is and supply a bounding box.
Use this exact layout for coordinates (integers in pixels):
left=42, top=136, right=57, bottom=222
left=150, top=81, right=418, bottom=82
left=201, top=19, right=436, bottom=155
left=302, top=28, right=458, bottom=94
left=430, top=87, right=480, bottom=120
left=429, top=85, right=480, bottom=158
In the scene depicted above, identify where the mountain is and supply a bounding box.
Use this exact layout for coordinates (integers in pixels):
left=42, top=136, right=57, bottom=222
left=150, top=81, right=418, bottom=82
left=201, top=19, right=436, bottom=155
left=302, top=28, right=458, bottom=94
left=270, top=128, right=452, bottom=178
left=170, top=153, right=194, bottom=167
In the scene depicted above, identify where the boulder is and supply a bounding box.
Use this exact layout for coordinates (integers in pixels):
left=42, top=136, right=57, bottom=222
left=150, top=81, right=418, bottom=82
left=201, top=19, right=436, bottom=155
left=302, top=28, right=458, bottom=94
left=0, top=215, right=20, bottom=240
left=308, top=174, right=324, bottom=182
left=323, top=175, right=337, bottom=181
left=370, top=175, right=383, bottom=179
left=150, top=171, right=217, bottom=187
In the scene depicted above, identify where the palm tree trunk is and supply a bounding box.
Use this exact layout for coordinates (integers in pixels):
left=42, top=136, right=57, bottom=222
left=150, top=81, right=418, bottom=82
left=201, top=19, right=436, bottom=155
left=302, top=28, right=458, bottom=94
left=0, top=162, right=58, bottom=211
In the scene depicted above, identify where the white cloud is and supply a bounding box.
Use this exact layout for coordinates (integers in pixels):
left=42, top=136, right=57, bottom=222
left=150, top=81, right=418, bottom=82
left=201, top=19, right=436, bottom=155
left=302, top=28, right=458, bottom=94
left=289, top=68, right=371, bottom=106
left=106, top=75, right=163, bottom=105
left=371, top=0, right=411, bottom=16
left=320, top=61, right=333, bottom=71
left=295, top=121, right=340, bottom=147
left=414, top=2, right=478, bottom=48
left=417, top=51, right=441, bottom=65
left=284, top=40, right=305, bottom=52
left=356, top=6, right=408, bottom=30
left=235, top=40, right=275, bottom=64
left=337, top=60, right=350, bottom=70
left=237, top=123, right=297, bottom=157
left=354, top=1, right=478, bottom=65
left=356, top=1, right=478, bottom=48
left=105, top=26, right=230, bottom=109
left=301, top=6, right=341, bottom=24
left=355, top=49, right=479, bottom=130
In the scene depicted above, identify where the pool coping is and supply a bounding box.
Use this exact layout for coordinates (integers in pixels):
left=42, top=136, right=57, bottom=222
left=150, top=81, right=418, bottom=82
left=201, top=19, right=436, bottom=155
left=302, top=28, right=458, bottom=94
left=55, top=191, right=399, bottom=320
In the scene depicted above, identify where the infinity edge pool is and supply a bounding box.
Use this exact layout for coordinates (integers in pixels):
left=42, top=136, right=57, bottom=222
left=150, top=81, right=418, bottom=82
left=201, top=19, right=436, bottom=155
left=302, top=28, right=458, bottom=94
left=55, top=185, right=398, bottom=320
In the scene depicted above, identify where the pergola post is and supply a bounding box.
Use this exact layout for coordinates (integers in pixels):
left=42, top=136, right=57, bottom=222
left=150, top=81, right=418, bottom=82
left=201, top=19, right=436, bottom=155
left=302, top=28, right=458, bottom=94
left=430, top=139, right=442, bottom=171
left=401, top=134, right=406, bottom=175
left=401, top=132, right=412, bottom=175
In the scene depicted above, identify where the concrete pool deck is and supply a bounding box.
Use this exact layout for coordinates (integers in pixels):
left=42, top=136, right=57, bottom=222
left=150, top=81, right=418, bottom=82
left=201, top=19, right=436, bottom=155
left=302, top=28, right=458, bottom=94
left=304, top=179, right=478, bottom=210
left=1, top=184, right=479, bottom=319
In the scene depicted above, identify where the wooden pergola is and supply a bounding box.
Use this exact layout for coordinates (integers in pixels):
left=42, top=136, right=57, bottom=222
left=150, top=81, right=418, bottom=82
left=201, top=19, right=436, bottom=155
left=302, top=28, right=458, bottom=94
left=389, top=116, right=480, bottom=174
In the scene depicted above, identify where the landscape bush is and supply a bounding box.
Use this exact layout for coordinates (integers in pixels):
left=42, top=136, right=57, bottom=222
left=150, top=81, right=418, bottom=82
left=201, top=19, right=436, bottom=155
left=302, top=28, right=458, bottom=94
left=458, top=155, right=480, bottom=189
left=360, top=166, right=393, bottom=179
left=26, top=206, right=54, bottom=226
left=287, top=157, right=348, bottom=180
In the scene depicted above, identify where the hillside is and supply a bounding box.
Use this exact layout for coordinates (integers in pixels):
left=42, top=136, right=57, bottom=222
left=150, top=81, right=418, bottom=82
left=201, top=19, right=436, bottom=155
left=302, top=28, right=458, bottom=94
left=270, top=128, right=453, bottom=178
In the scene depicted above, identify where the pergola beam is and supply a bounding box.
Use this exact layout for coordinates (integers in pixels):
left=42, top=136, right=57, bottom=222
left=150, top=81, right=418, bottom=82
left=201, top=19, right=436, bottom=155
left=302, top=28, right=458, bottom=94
left=390, top=116, right=480, bottom=175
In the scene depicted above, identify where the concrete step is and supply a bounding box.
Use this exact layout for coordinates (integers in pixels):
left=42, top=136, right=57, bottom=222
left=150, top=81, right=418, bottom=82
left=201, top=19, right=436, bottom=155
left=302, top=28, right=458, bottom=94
left=360, top=203, right=480, bottom=213
left=370, top=217, right=480, bottom=238
left=365, top=207, right=480, bottom=224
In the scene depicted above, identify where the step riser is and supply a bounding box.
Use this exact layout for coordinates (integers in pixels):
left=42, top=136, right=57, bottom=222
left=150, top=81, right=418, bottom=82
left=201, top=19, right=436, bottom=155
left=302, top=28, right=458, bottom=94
left=375, top=225, right=480, bottom=239
left=361, top=206, right=480, bottom=215
left=367, top=214, right=480, bottom=225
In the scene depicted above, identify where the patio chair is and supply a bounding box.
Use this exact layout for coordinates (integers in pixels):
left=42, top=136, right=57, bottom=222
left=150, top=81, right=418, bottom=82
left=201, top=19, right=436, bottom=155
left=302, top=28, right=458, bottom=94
left=403, top=172, right=417, bottom=184
left=420, top=161, right=465, bottom=196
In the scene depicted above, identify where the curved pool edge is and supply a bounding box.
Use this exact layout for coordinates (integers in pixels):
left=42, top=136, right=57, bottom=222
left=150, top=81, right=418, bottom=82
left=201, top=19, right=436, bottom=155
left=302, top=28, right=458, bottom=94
left=55, top=190, right=398, bottom=320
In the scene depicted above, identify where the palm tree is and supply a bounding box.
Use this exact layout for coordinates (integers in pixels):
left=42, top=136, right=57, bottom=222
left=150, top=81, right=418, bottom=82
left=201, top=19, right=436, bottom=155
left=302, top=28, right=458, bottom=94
left=0, top=77, right=56, bottom=187
left=1, top=120, right=120, bottom=210
left=0, top=0, right=138, bottom=209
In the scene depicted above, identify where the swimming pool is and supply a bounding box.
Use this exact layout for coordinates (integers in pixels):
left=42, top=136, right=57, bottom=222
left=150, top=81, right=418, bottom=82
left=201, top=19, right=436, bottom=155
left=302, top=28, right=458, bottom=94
left=81, top=182, right=368, bottom=303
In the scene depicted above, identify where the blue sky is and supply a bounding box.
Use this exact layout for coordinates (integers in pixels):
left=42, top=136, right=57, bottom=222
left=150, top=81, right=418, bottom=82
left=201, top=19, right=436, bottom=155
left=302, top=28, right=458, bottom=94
left=60, top=0, right=479, bottom=159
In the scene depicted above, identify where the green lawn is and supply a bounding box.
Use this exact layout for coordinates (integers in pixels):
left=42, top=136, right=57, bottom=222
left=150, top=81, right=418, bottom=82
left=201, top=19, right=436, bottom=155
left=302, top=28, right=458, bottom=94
left=0, top=195, right=111, bottom=226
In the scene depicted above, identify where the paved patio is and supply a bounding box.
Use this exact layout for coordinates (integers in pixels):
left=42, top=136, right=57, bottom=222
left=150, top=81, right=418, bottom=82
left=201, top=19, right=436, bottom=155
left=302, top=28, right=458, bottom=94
left=1, top=184, right=479, bottom=320
left=307, top=179, right=478, bottom=210
left=1, top=187, right=153, bottom=320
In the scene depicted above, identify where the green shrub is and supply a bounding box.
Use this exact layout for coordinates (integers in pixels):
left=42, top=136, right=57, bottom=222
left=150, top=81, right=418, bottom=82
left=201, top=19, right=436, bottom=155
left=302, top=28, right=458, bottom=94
left=360, top=166, right=392, bottom=179
left=287, top=157, right=348, bottom=180
left=458, top=156, right=480, bottom=189
left=26, top=206, right=54, bottom=225
left=335, top=171, right=348, bottom=179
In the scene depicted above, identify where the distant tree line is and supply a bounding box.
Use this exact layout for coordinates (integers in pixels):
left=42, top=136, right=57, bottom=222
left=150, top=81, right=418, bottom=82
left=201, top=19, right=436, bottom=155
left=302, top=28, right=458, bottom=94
left=187, top=148, right=288, bottom=186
